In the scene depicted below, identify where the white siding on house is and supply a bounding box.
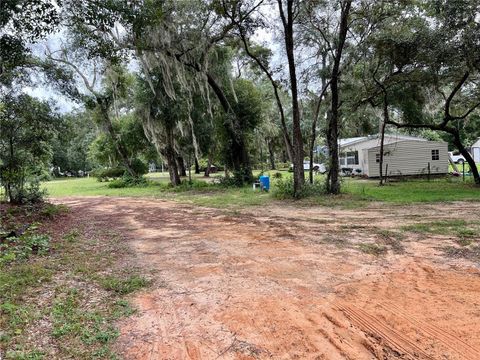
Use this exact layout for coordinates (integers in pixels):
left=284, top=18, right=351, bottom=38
left=473, top=147, right=480, bottom=163
left=362, top=148, right=370, bottom=175
left=472, top=138, right=480, bottom=163
left=366, top=140, right=448, bottom=177
left=339, top=135, right=423, bottom=175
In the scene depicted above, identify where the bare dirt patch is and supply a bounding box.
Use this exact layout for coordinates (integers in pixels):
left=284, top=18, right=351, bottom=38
left=57, top=197, right=480, bottom=359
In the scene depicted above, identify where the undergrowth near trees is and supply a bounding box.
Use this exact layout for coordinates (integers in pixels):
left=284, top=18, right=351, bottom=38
left=0, top=202, right=150, bottom=359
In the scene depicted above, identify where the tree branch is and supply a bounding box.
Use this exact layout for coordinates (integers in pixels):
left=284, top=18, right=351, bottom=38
left=444, top=71, right=469, bottom=123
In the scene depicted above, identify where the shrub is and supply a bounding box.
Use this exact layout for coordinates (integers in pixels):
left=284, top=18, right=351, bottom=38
left=168, top=179, right=212, bottom=192
left=216, top=175, right=243, bottom=187
left=22, top=234, right=50, bottom=256
left=107, top=175, right=148, bottom=188
left=276, top=162, right=290, bottom=170
left=130, top=158, right=148, bottom=176
left=272, top=177, right=326, bottom=199
left=11, top=178, right=47, bottom=204
left=273, top=172, right=283, bottom=179
left=92, top=167, right=125, bottom=182
left=100, top=275, right=150, bottom=294
left=41, top=203, right=68, bottom=218
left=0, top=232, right=51, bottom=266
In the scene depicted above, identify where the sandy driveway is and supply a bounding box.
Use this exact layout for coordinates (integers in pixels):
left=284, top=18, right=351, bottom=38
left=57, top=197, right=480, bottom=360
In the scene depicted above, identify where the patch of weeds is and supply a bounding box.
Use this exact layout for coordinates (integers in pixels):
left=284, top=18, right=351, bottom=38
left=271, top=177, right=326, bottom=200
left=317, top=234, right=348, bottom=248
left=0, top=264, right=51, bottom=351
left=375, top=229, right=406, bottom=241
left=111, top=300, right=136, bottom=319
left=0, top=263, right=53, bottom=299
left=4, top=349, right=45, bottom=360
left=40, top=204, right=68, bottom=218
left=457, top=228, right=476, bottom=239
left=51, top=288, right=119, bottom=352
left=348, top=224, right=370, bottom=230
left=51, top=288, right=82, bottom=338
left=441, top=245, right=480, bottom=262
left=401, top=220, right=479, bottom=246
left=359, top=243, right=387, bottom=256
left=401, top=219, right=467, bottom=234
left=0, top=202, right=148, bottom=359
left=456, top=237, right=474, bottom=247
left=0, top=303, right=34, bottom=335
left=100, top=275, right=150, bottom=294
left=375, top=229, right=405, bottom=254
left=0, top=233, right=50, bottom=266
left=63, top=229, right=80, bottom=243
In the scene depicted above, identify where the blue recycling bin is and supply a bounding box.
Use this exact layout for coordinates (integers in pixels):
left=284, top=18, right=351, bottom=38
left=259, top=175, right=270, bottom=191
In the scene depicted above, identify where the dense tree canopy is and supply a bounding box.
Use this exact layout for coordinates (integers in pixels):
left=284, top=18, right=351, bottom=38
left=1, top=0, right=480, bottom=203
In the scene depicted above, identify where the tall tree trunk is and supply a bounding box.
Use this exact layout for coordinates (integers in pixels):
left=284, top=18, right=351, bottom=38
left=278, top=0, right=304, bottom=197
left=309, top=56, right=329, bottom=184
left=194, top=156, right=200, bottom=174
left=268, top=139, right=276, bottom=170
left=379, top=93, right=388, bottom=185
left=326, top=1, right=351, bottom=195
left=164, top=127, right=181, bottom=185
left=453, top=132, right=480, bottom=184
left=98, top=100, right=137, bottom=177
left=205, top=150, right=213, bottom=177
left=206, top=73, right=252, bottom=183
left=7, top=137, right=14, bottom=203
left=177, top=155, right=187, bottom=177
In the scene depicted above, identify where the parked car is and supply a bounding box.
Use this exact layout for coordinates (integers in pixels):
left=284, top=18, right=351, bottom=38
left=448, top=151, right=466, bottom=164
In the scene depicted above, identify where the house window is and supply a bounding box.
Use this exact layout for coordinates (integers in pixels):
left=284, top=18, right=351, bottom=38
left=340, top=151, right=358, bottom=166
left=346, top=151, right=359, bottom=165
left=431, top=149, right=439, bottom=160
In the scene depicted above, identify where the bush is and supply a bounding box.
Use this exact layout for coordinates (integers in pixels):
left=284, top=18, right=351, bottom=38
left=107, top=175, right=148, bottom=188
left=272, top=177, right=326, bottom=199
left=130, top=158, right=148, bottom=176
left=273, top=172, right=283, bottom=179
left=0, top=232, right=51, bottom=266
left=216, top=175, right=243, bottom=187
left=41, top=203, right=68, bottom=218
left=93, top=160, right=147, bottom=182
left=276, top=162, right=290, bottom=170
left=10, top=178, right=47, bottom=204
left=92, top=167, right=125, bottom=182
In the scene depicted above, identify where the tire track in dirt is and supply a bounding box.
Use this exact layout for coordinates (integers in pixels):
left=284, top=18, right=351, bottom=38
left=54, top=197, right=480, bottom=360
left=378, top=302, right=480, bottom=360
left=337, top=303, right=433, bottom=359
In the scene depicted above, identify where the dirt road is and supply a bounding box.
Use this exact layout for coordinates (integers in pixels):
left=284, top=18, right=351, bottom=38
left=58, top=197, right=480, bottom=359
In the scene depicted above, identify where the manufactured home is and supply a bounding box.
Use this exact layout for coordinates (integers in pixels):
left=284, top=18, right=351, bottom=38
left=338, top=134, right=448, bottom=178
left=472, top=138, right=480, bottom=163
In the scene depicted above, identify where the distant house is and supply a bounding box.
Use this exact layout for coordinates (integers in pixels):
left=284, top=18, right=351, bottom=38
left=472, top=138, right=480, bottom=163
left=338, top=134, right=448, bottom=178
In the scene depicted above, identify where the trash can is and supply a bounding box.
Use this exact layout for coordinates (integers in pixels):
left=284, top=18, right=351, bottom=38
left=259, top=175, right=270, bottom=192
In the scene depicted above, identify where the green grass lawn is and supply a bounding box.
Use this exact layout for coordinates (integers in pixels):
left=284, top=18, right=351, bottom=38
left=448, top=162, right=480, bottom=173
left=0, top=203, right=149, bottom=359
left=42, top=174, right=272, bottom=209
left=41, top=171, right=480, bottom=208
left=343, top=178, right=480, bottom=203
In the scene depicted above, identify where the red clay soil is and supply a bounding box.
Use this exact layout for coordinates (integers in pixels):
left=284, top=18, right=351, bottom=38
left=56, top=197, right=480, bottom=360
